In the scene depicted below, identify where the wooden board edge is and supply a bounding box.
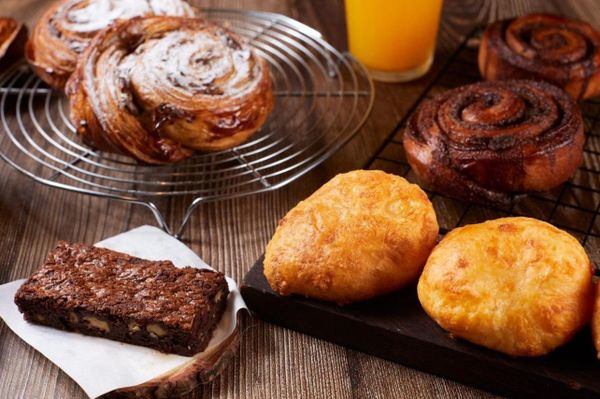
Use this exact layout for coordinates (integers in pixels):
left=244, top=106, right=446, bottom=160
left=104, top=314, right=242, bottom=399
left=241, top=261, right=597, bottom=399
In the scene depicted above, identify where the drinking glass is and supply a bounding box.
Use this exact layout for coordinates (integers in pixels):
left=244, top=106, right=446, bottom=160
left=345, top=0, right=443, bottom=82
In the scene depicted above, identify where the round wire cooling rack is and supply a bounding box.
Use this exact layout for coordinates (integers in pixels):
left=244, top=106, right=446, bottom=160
left=0, top=9, right=374, bottom=237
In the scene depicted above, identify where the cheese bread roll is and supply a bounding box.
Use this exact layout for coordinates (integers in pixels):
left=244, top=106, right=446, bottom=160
left=264, top=170, right=439, bottom=304
left=418, top=217, right=593, bottom=357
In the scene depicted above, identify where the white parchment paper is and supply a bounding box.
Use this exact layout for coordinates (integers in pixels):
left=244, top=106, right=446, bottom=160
left=0, top=225, right=247, bottom=398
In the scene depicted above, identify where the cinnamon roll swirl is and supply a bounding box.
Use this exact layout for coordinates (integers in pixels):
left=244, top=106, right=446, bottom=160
left=66, top=17, right=273, bottom=164
left=479, top=14, right=600, bottom=100
left=26, top=0, right=198, bottom=89
left=403, top=80, right=584, bottom=205
left=0, top=18, right=27, bottom=70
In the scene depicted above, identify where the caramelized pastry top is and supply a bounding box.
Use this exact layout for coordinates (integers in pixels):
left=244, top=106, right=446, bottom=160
left=67, top=16, right=273, bottom=164
left=26, top=0, right=198, bottom=88
left=479, top=13, right=600, bottom=99
left=0, top=17, right=27, bottom=67
left=403, top=79, right=584, bottom=204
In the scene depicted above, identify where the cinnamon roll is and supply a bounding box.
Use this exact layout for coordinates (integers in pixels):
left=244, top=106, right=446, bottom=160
left=66, top=17, right=273, bottom=164
left=26, top=0, right=198, bottom=89
left=479, top=14, right=600, bottom=100
left=0, top=18, right=27, bottom=70
left=403, top=80, right=584, bottom=205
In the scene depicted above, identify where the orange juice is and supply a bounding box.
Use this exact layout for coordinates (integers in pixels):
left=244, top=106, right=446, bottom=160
left=345, top=0, right=443, bottom=82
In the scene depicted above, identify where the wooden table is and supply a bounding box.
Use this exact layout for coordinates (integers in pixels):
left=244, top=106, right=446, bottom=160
left=1, top=0, right=599, bottom=398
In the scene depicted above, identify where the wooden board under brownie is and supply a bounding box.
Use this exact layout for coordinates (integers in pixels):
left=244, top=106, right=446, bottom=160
left=241, top=256, right=600, bottom=399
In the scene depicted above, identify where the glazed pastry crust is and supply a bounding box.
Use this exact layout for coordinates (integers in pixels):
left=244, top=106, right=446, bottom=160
left=264, top=170, right=439, bottom=305
left=0, top=18, right=27, bottom=69
left=418, top=217, right=593, bottom=357
left=479, top=14, right=600, bottom=100
left=592, top=283, right=600, bottom=359
left=67, top=16, right=273, bottom=164
left=403, top=79, right=584, bottom=205
left=25, top=0, right=198, bottom=89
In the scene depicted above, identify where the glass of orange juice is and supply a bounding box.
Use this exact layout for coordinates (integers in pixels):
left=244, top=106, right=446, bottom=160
left=345, top=0, right=443, bottom=82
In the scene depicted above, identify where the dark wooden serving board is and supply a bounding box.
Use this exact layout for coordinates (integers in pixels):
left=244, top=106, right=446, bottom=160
left=240, top=27, right=600, bottom=399
left=241, top=257, right=600, bottom=399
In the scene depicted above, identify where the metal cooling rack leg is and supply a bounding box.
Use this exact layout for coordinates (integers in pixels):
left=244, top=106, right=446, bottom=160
left=134, top=200, right=174, bottom=236
left=174, top=197, right=205, bottom=238
left=131, top=198, right=205, bottom=239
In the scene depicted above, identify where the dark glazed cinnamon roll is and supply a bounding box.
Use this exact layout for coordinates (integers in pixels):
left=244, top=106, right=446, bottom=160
left=26, top=0, right=198, bottom=89
left=67, top=17, right=273, bottom=164
left=403, top=80, right=584, bottom=205
left=0, top=18, right=27, bottom=70
left=479, top=14, right=600, bottom=100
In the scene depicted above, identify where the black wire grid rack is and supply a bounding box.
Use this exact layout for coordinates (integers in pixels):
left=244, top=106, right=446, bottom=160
left=0, top=9, right=374, bottom=237
left=367, top=29, right=600, bottom=269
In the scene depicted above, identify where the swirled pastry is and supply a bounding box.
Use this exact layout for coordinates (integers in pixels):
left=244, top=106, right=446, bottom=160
left=67, top=17, right=273, bottom=164
left=403, top=80, right=583, bottom=205
left=479, top=14, right=600, bottom=100
left=264, top=170, right=439, bottom=305
left=26, top=0, right=198, bottom=89
left=418, top=217, right=594, bottom=357
left=0, top=18, right=27, bottom=69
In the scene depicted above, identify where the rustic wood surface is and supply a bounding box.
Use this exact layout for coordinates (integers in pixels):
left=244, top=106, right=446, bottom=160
left=1, top=0, right=599, bottom=398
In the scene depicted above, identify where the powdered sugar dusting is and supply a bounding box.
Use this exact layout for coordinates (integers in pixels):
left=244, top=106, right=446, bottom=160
left=119, top=28, right=260, bottom=102
left=63, top=0, right=196, bottom=33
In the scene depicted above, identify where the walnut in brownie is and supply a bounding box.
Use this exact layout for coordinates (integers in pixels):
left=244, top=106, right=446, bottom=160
left=14, top=241, right=229, bottom=356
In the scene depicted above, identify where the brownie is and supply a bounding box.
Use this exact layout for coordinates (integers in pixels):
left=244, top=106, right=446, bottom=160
left=14, top=241, right=229, bottom=356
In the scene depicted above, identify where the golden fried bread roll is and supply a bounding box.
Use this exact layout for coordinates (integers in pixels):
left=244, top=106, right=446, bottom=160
left=418, top=217, right=593, bottom=357
left=264, top=170, right=439, bottom=305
